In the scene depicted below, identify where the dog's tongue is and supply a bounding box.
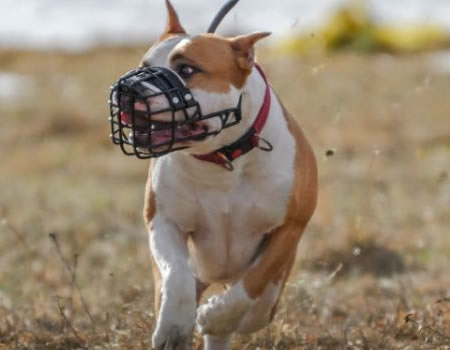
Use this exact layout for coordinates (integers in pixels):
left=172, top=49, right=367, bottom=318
left=120, top=112, right=132, bottom=125
left=149, top=123, right=206, bottom=145
left=121, top=112, right=149, bottom=128
left=121, top=112, right=206, bottom=145
left=129, top=123, right=206, bottom=147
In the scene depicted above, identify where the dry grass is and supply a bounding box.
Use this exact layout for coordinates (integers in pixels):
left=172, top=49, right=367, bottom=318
left=0, top=46, right=449, bottom=349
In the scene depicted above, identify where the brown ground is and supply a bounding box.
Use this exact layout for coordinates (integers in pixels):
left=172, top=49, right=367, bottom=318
left=0, top=46, right=449, bottom=349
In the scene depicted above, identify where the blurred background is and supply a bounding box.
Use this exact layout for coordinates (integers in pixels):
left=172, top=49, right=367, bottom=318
left=1, top=0, right=449, bottom=349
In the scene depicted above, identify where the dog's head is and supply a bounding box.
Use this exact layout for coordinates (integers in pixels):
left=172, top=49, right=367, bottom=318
left=111, top=0, right=270, bottom=157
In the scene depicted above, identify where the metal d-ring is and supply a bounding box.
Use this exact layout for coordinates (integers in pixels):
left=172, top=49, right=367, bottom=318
left=216, top=152, right=235, bottom=171
left=255, top=135, right=273, bottom=152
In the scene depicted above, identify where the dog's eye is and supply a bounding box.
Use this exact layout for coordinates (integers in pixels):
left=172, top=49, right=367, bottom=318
left=177, top=64, right=199, bottom=79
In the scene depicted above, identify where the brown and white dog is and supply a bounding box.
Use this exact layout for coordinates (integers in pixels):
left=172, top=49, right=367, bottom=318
left=140, top=1, right=318, bottom=349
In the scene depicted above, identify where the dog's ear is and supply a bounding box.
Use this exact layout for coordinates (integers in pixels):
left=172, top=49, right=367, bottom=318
left=163, top=0, right=186, bottom=35
left=230, top=32, right=271, bottom=71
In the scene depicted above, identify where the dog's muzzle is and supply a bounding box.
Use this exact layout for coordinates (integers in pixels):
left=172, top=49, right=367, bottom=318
left=108, top=67, right=242, bottom=159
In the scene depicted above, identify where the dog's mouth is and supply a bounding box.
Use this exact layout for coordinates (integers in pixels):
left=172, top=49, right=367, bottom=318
left=120, top=111, right=209, bottom=149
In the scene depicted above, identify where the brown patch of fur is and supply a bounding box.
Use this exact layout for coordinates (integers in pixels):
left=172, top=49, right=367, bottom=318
left=280, top=101, right=318, bottom=227
left=151, top=255, right=162, bottom=315
left=243, top=102, right=318, bottom=299
left=158, top=33, right=184, bottom=43
left=230, top=32, right=271, bottom=72
left=163, top=0, right=186, bottom=36
left=143, top=160, right=156, bottom=228
left=196, top=280, right=208, bottom=305
left=270, top=252, right=296, bottom=321
left=169, top=34, right=251, bottom=92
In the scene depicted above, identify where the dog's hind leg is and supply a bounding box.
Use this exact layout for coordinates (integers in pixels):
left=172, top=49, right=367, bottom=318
left=196, top=222, right=308, bottom=339
left=237, top=252, right=295, bottom=334
left=196, top=250, right=295, bottom=341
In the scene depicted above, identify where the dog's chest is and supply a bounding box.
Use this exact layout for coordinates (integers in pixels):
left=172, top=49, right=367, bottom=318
left=153, top=159, right=293, bottom=282
left=158, top=171, right=287, bottom=233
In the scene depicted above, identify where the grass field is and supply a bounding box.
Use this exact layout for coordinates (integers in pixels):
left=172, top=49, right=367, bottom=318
left=0, top=46, right=449, bottom=349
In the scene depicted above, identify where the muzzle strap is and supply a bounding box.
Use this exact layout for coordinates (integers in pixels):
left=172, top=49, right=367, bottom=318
left=193, top=64, right=272, bottom=170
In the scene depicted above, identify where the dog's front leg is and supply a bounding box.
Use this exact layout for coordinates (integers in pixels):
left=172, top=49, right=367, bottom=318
left=150, top=215, right=196, bottom=350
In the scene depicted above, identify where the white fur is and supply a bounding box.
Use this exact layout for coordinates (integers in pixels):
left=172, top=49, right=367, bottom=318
left=204, top=336, right=231, bottom=350
left=152, top=70, right=295, bottom=283
left=142, top=36, right=190, bottom=67
left=184, top=86, right=243, bottom=155
left=196, top=281, right=255, bottom=336
left=139, top=38, right=196, bottom=123
left=149, top=215, right=196, bottom=349
left=237, top=282, right=282, bottom=334
left=145, top=37, right=297, bottom=349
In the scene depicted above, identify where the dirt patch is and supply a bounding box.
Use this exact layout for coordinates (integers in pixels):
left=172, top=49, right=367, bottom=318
left=306, top=239, right=406, bottom=277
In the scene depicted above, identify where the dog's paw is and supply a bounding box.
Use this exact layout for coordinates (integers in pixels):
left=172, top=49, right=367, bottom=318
left=152, top=326, right=192, bottom=350
left=196, top=283, right=254, bottom=336
left=152, top=294, right=196, bottom=350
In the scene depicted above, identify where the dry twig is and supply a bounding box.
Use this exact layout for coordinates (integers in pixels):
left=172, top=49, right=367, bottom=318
left=49, top=233, right=95, bottom=327
left=56, top=296, right=87, bottom=349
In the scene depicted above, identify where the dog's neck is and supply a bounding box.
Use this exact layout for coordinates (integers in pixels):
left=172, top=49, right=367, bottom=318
left=209, top=65, right=268, bottom=149
left=159, top=66, right=284, bottom=185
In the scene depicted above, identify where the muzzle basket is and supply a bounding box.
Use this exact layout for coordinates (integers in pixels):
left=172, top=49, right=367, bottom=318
left=108, top=67, right=242, bottom=159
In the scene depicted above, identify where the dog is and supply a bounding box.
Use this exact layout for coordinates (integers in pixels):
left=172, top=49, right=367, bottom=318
left=115, top=1, right=318, bottom=349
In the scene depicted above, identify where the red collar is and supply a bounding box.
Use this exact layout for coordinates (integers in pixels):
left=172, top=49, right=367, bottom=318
left=193, top=64, right=272, bottom=171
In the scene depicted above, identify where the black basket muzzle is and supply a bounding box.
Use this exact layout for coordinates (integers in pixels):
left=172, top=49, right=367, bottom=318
left=108, top=67, right=242, bottom=159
